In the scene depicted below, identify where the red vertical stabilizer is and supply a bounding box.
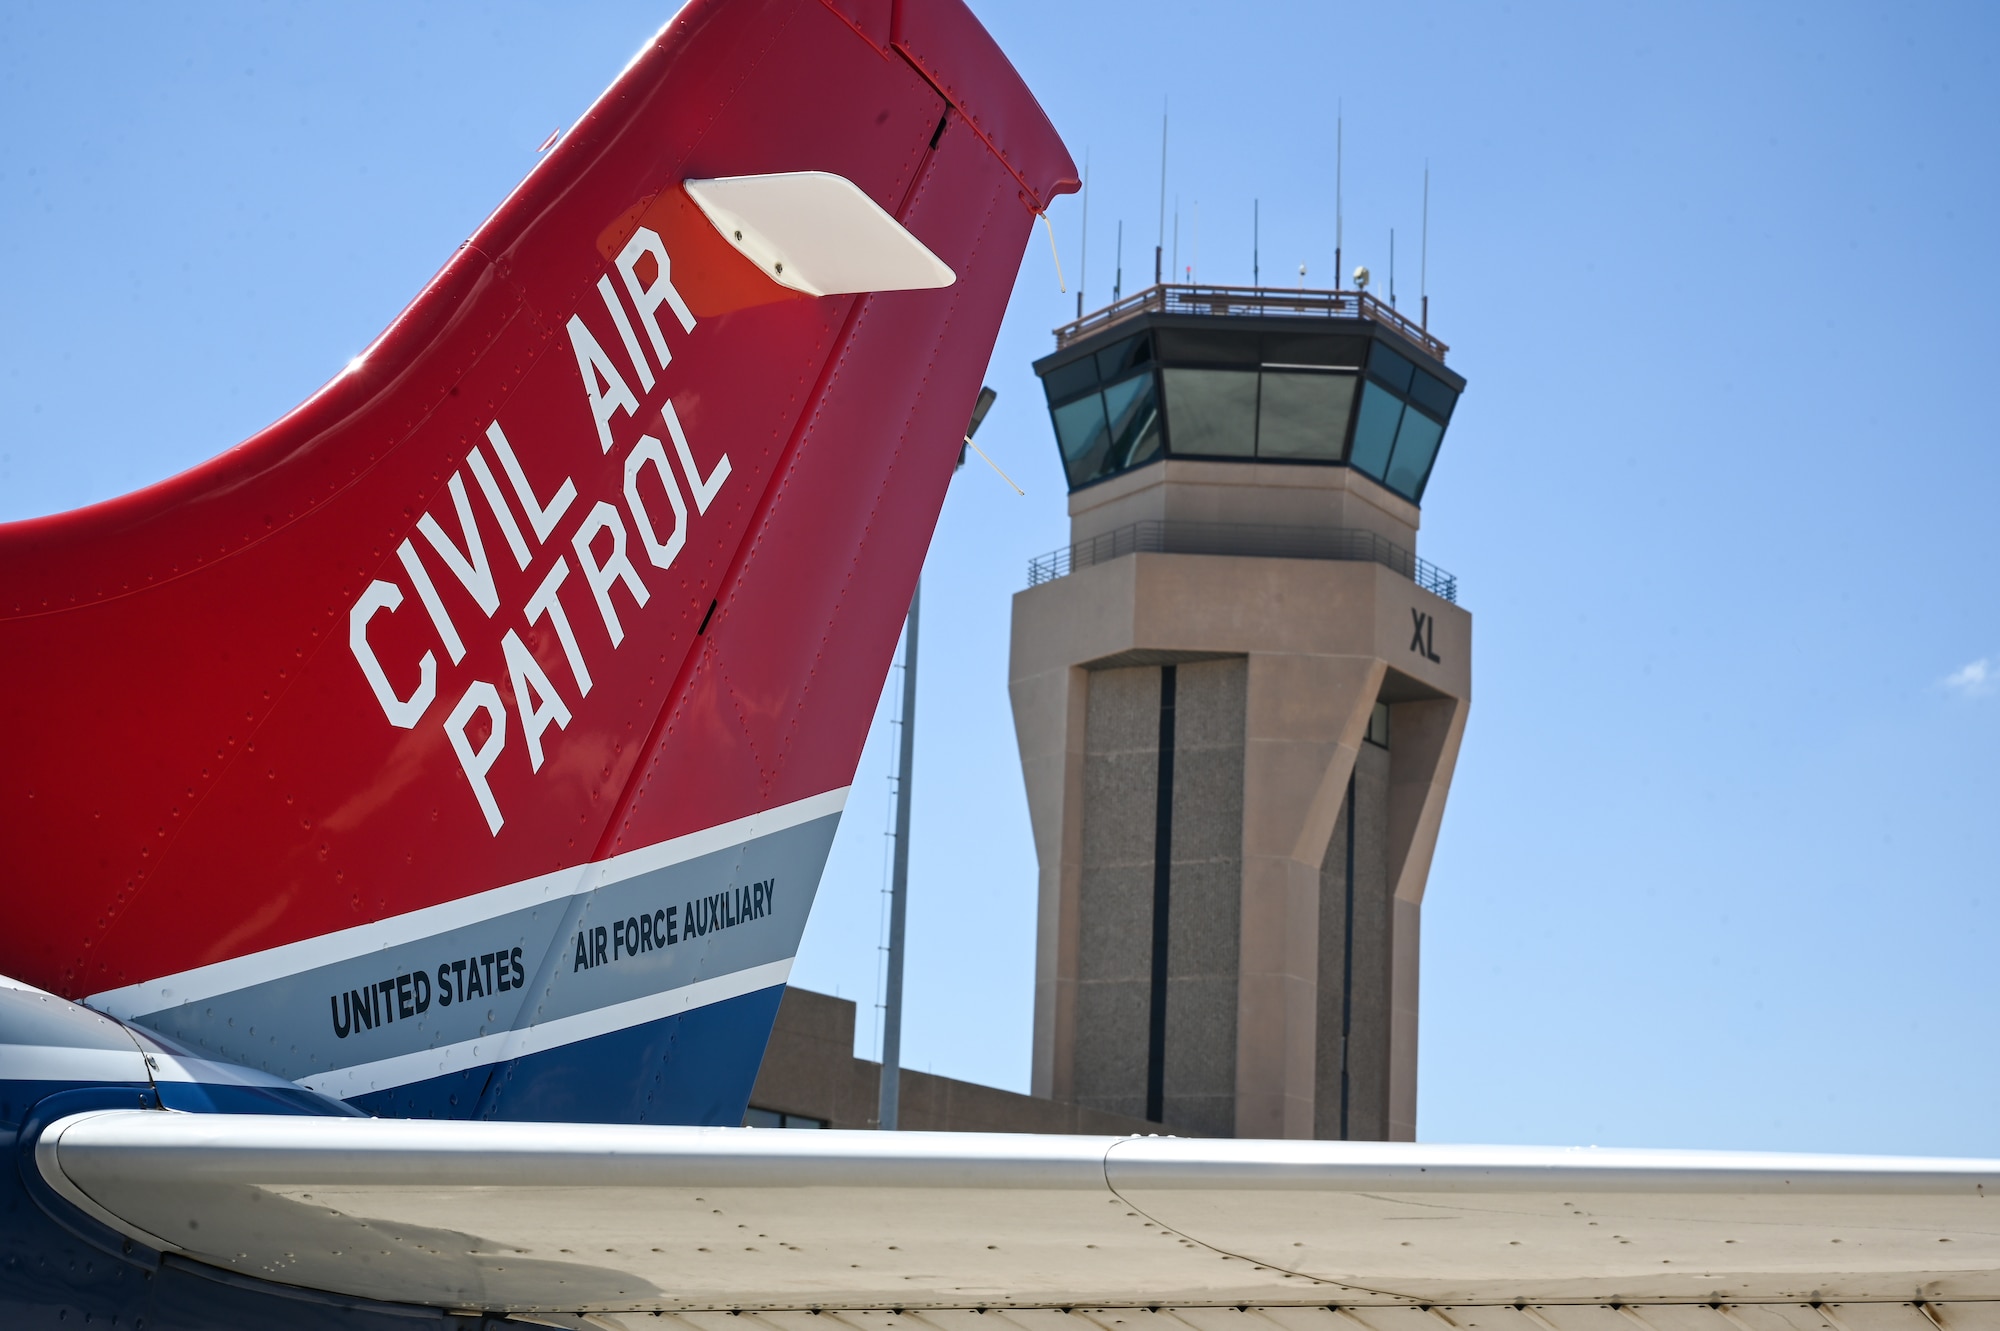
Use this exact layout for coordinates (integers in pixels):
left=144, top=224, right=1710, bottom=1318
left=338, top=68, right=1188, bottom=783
left=0, top=0, right=1074, bottom=1119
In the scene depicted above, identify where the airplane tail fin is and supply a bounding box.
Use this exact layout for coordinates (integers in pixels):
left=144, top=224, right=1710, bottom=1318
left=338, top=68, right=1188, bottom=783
left=0, top=0, right=1075, bottom=1124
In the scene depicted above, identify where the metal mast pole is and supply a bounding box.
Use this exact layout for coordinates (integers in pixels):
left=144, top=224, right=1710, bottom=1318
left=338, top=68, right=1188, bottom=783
left=875, top=389, right=987, bottom=1133
left=1155, top=108, right=1167, bottom=285
left=1077, top=151, right=1089, bottom=320
left=878, top=581, right=920, bottom=1130
left=1421, top=162, right=1430, bottom=330
left=1335, top=104, right=1343, bottom=291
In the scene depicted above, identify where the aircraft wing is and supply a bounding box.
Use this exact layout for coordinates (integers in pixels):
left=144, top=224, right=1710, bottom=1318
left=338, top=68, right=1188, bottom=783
left=37, top=1111, right=2000, bottom=1323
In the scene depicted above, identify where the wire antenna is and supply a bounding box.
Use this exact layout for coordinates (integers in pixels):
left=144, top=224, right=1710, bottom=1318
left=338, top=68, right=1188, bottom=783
left=959, top=386, right=1020, bottom=493
left=1042, top=212, right=1066, bottom=294
left=1115, top=220, right=1123, bottom=301
left=1253, top=199, right=1260, bottom=288
left=964, top=436, right=1024, bottom=495
left=1421, top=161, right=1430, bottom=330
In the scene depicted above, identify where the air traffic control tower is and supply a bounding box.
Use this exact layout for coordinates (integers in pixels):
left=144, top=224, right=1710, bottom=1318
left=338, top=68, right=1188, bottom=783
left=1010, top=282, right=1471, bottom=1142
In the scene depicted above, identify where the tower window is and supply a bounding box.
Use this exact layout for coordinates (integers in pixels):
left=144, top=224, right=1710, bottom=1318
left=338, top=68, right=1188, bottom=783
left=1349, top=381, right=1404, bottom=480
left=1365, top=702, right=1391, bottom=749
left=1257, top=370, right=1356, bottom=461
left=1160, top=368, right=1257, bottom=457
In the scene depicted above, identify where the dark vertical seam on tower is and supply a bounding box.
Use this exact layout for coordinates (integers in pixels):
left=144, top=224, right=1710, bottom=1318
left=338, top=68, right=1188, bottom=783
left=1339, top=765, right=1357, bottom=1139
left=1146, top=664, right=1178, bottom=1123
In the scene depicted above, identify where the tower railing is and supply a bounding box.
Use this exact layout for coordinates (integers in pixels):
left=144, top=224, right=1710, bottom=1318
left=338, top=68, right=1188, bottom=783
left=1025, top=519, right=1459, bottom=603
left=1053, top=283, right=1449, bottom=361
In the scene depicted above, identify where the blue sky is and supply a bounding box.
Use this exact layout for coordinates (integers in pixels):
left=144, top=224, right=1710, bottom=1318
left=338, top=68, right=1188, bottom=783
left=4, top=2, right=1996, bottom=1155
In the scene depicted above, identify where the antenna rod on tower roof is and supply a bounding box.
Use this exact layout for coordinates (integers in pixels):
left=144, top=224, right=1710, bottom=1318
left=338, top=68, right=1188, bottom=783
left=1389, top=227, right=1396, bottom=309
left=1253, top=199, right=1260, bottom=288
left=1156, top=105, right=1168, bottom=286
left=1335, top=102, right=1343, bottom=294
left=1115, top=219, right=1123, bottom=302
left=1077, top=151, right=1089, bottom=319
left=1421, top=161, right=1430, bottom=331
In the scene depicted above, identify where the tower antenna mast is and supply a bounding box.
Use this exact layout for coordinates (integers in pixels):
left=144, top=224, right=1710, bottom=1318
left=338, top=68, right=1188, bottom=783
left=1335, top=102, right=1343, bottom=292
left=1077, top=150, right=1089, bottom=319
left=1421, top=162, right=1430, bottom=330
left=1156, top=105, right=1168, bottom=285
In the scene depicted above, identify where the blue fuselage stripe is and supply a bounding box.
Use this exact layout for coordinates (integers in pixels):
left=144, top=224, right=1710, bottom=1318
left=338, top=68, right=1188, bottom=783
left=345, top=982, right=784, bottom=1125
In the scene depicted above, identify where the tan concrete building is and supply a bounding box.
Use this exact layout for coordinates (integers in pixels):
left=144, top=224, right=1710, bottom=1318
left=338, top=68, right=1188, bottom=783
left=1010, top=285, right=1472, bottom=1143
left=746, top=987, right=1157, bottom=1135
left=750, top=285, right=1470, bottom=1143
